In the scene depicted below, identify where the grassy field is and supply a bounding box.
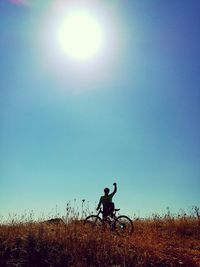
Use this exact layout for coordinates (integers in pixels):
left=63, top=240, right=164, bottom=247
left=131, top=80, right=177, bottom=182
left=0, top=211, right=200, bottom=267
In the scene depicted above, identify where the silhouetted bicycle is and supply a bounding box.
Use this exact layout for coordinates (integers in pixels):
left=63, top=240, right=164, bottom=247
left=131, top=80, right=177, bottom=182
left=84, top=208, right=133, bottom=236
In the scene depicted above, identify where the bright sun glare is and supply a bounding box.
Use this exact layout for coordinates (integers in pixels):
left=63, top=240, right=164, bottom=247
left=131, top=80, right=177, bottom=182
left=58, top=10, right=104, bottom=61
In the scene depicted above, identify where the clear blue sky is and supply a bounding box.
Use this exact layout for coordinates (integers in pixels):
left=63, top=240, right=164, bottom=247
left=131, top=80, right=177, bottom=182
left=0, top=0, right=200, bottom=219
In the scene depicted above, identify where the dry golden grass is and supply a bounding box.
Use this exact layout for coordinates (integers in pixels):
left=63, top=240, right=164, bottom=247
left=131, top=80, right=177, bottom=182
left=0, top=214, right=200, bottom=267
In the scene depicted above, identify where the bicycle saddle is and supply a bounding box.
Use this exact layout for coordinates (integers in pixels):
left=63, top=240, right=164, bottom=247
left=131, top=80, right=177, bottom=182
left=115, top=208, right=120, bottom=211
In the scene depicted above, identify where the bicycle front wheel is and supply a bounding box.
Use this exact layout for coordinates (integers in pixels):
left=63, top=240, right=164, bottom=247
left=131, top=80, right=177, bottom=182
left=114, top=215, right=133, bottom=236
left=84, top=215, right=103, bottom=230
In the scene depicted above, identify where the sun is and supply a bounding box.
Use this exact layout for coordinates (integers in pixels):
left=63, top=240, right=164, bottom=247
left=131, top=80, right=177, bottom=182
left=58, top=10, right=104, bottom=61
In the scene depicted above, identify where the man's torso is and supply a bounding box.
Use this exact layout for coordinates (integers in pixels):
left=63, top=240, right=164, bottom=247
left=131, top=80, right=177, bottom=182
left=100, top=194, right=113, bottom=205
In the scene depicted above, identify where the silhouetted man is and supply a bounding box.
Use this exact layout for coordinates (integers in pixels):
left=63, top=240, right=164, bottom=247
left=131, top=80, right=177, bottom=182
left=97, top=183, right=117, bottom=218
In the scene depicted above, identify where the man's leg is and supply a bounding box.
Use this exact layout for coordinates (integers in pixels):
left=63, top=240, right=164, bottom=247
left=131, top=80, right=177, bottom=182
left=103, top=205, right=109, bottom=219
left=109, top=203, right=114, bottom=217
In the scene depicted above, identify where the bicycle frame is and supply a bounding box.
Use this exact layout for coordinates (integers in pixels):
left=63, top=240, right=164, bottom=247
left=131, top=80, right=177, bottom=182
left=96, top=208, right=118, bottom=221
left=84, top=208, right=133, bottom=235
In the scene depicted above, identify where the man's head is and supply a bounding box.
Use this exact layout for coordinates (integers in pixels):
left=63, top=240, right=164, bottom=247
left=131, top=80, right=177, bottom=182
left=104, top=187, right=110, bottom=195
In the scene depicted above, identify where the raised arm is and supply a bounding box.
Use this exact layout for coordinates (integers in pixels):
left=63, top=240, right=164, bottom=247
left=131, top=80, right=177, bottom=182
left=111, top=182, right=117, bottom=196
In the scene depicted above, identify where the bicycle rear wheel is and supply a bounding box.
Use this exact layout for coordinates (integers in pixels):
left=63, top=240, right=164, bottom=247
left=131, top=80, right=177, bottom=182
left=84, top=215, right=103, bottom=230
left=114, top=215, right=133, bottom=236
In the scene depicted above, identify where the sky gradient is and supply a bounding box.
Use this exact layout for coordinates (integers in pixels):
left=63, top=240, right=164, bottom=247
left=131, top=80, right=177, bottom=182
left=0, top=0, right=200, bottom=219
